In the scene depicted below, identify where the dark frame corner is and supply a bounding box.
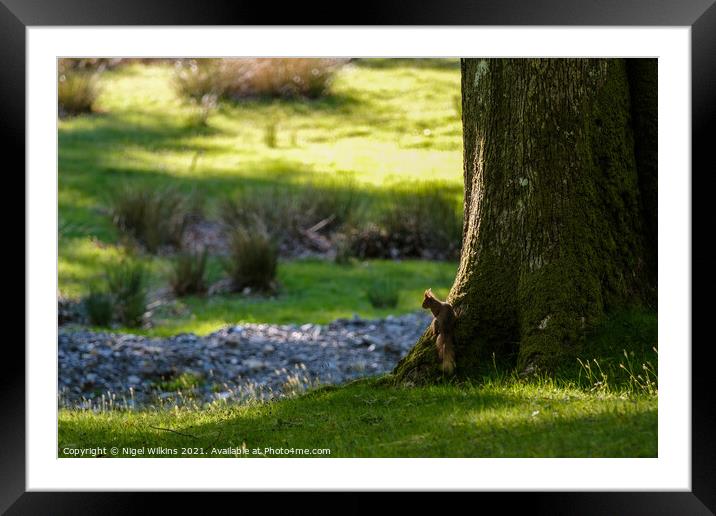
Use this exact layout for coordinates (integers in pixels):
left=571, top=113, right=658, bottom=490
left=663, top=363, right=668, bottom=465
left=6, top=0, right=713, bottom=513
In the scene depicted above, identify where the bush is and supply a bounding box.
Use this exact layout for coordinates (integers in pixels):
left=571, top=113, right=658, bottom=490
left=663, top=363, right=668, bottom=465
left=84, top=288, right=113, bottom=326
left=173, top=58, right=347, bottom=101
left=110, top=185, right=198, bottom=253
left=170, top=249, right=208, bottom=297
left=366, top=281, right=399, bottom=309
left=105, top=260, right=148, bottom=327
left=223, top=226, right=278, bottom=292
left=58, top=60, right=102, bottom=117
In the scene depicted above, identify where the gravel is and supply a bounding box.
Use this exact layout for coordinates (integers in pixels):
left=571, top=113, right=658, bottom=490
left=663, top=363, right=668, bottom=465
left=58, top=312, right=430, bottom=409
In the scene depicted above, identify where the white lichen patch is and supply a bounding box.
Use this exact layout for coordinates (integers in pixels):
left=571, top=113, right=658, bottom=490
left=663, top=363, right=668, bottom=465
left=474, top=59, right=489, bottom=86
left=538, top=315, right=552, bottom=330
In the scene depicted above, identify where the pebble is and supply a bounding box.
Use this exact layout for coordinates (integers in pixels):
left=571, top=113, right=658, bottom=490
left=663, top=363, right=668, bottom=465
left=58, top=312, right=431, bottom=409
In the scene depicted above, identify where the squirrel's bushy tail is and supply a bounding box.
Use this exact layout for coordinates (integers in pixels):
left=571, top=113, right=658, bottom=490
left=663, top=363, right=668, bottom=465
left=436, top=334, right=455, bottom=374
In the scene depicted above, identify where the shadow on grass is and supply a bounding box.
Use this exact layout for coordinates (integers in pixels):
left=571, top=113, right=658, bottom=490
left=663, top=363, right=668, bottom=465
left=59, top=111, right=231, bottom=154
left=59, top=153, right=463, bottom=242
left=219, top=91, right=364, bottom=116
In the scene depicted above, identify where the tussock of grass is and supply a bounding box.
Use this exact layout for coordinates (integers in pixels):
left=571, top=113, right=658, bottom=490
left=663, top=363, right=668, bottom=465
left=84, top=288, right=113, bottom=326
left=169, top=249, right=208, bottom=297
left=223, top=226, right=278, bottom=293
left=58, top=70, right=101, bottom=116
left=105, top=260, right=149, bottom=328
left=220, top=177, right=361, bottom=244
left=366, top=280, right=400, bottom=308
left=110, top=184, right=198, bottom=253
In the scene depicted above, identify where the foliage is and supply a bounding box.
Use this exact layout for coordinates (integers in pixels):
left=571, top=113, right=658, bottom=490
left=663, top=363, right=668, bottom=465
left=169, top=249, right=208, bottom=297
left=110, top=184, right=198, bottom=253
left=223, top=226, right=278, bottom=292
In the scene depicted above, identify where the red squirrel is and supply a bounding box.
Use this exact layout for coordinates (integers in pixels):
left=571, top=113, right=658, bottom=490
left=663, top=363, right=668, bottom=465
left=422, top=288, right=456, bottom=374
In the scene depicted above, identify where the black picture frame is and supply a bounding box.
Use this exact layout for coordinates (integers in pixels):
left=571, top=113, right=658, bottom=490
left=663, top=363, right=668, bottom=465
left=5, top=0, right=712, bottom=513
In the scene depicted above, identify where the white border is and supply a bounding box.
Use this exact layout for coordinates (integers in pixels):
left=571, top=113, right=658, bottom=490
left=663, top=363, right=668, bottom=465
left=28, top=27, right=691, bottom=491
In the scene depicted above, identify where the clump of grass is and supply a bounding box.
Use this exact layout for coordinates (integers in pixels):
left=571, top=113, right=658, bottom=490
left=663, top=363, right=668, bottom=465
left=378, top=182, right=462, bottom=260
left=156, top=371, right=204, bottom=392
left=105, top=260, right=148, bottom=327
left=336, top=181, right=462, bottom=261
left=618, top=348, right=658, bottom=396
left=570, top=309, right=658, bottom=396
left=84, top=288, right=113, bottom=326
left=169, top=249, right=208, bottom=297
left=58, top=59, right=102, bottom=117
left=81, top=260, right=149, bottom=328
left=577, top=348, right=658, bottom=396
left=110, top=185, right=198, bottom=253
left=221, top=179, right=360, bottom=247
left=366, top=280, right=399, bottom=308
left=173, top=58, right=347, bottom=101
left=223, top=226, right=278, bottom=292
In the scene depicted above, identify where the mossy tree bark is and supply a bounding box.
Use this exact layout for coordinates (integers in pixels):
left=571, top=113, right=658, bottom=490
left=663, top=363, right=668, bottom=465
left=394, top=58, right=657, bottom=384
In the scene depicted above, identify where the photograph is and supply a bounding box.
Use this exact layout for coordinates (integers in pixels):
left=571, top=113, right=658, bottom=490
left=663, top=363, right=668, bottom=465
left=56, top=56, right=659, bottom=459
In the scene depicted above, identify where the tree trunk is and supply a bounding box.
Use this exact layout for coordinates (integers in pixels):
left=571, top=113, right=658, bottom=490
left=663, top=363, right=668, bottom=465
left=394, top=58, right=656, bottom=384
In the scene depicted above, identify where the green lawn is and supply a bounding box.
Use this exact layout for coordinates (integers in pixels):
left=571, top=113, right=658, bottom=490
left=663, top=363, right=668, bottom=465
left=58, top=376, right=657, bottom=458
left=59, top=59, right=463, bottom=335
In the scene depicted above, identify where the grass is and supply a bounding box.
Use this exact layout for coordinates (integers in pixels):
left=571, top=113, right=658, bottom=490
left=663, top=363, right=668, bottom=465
left=58, top=59, right=462, bottom=244
left=58, top=59, right=463, bottom=335
left=58, top=375, right=657, bottom=458
left=59, top=243, right=456, bottom=336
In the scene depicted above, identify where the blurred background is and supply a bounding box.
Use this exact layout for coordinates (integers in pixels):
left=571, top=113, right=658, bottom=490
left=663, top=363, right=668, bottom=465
left=58, top=57, right=464, bottom=337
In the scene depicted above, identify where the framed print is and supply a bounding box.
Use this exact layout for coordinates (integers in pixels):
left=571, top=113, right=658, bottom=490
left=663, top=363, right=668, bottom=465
left=5, top=0, right=713, bottom=513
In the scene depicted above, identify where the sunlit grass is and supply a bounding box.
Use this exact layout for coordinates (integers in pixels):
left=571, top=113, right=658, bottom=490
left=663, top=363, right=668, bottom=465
left=58, top=376, right=657, bottom=458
